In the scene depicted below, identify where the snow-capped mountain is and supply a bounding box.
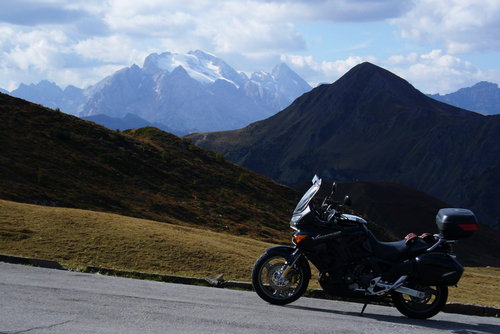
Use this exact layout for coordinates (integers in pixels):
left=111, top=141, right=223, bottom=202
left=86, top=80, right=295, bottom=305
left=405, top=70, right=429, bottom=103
left=143, top=50, right=246, bottom=87
left=5, top=50, right=311, bottom=132
left=80, top=50, right=312, bottom=132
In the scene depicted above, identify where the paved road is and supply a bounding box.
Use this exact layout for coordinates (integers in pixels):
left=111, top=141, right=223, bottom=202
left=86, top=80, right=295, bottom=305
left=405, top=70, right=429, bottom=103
left=1, top=262, right=499, bottom=333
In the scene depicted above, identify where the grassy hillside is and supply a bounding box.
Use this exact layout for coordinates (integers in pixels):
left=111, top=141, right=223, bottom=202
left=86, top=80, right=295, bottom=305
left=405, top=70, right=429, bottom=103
left=0, top=199, right=270, bottom=280
left=0, top=199, right=497, bottom=307
left=0, top=92, right=297, bottom=243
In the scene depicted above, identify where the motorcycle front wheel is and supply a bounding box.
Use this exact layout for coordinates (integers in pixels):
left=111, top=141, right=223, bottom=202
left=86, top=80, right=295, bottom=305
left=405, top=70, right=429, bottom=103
left=252, top=253, right=309, bottom=305
left=391, top=284, right=448, bottom=319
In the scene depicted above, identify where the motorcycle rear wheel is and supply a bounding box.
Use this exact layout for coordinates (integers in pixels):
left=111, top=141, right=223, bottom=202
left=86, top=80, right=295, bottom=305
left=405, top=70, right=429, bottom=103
left=391, top=284, right=448, bottom=319
left=252, top=253, right=309, bottom=305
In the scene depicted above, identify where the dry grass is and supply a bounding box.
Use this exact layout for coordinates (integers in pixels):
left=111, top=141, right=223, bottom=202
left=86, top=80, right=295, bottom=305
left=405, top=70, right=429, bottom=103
left=448, top=267, right=500, bottom=307
left=0, top=199, right=271, bottom=281
left=1, top=199, right=498, bottom=307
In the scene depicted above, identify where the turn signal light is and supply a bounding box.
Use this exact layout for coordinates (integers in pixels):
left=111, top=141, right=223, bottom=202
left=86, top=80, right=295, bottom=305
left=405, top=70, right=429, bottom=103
left=293, top=234, right=308, bottom=244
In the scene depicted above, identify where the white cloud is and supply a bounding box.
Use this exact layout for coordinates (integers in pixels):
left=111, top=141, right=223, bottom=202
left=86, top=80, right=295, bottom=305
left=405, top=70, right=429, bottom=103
left=392, top=0, right=500, bottom=54
left=1, top=29, right=67, bottom=72
left=387, top=50, right=483, bottom=93
left=387, top=49, right=500, bottom=94
left=386, top=53, right=418, bottom=66
left=281, top=54, right=377, bottom=85
left=96, top=0, right=412, bottom=57
left=281, top=49, right=497, bottom=94
left=103, top=2, right=196, bottom=37
left=73, top=35, right=146, bottom=64
left=99, top=0, right=307, bottom=56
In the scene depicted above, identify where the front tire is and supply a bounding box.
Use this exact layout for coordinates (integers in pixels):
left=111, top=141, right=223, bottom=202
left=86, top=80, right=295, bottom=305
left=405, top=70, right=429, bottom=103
left=252, top=252, right=309, bottom=305
left=392, top=284, right=448, bottom=319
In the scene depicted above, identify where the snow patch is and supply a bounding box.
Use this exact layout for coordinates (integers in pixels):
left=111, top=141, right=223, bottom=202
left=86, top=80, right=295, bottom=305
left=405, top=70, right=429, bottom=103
left=150, top=52, right=239, bottom=88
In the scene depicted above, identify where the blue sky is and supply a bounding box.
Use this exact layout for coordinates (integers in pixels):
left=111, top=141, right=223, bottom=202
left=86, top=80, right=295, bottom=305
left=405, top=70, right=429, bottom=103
left=1, top=0, right=499, bottom=94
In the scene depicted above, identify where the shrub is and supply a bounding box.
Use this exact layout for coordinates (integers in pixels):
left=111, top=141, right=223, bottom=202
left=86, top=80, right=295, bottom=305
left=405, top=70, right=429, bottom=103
left=161, top=151, right=168, bottom=161
left=215, top=152, right=224, bottom=162
left=237, top=173, right=248, bottom=184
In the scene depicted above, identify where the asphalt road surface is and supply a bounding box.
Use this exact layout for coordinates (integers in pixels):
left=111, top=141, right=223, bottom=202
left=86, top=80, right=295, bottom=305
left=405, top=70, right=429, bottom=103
left=1, top=262, right=499, bottom=333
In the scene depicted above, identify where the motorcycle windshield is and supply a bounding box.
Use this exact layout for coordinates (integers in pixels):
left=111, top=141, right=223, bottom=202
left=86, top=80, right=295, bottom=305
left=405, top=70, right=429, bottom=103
left=293, top=177, right=321, bottom=215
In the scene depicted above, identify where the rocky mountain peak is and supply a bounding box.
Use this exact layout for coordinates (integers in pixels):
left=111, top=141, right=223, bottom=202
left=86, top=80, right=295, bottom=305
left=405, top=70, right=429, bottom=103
left=271, top=62, right=294, bottom=77
left=471, top=81, right=498, bottom=90
left=333, top=62, right=415, bottom=92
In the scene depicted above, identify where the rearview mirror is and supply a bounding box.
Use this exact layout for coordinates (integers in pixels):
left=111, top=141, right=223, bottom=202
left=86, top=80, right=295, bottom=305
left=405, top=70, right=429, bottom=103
left=343, top=195, right=352, bottom=206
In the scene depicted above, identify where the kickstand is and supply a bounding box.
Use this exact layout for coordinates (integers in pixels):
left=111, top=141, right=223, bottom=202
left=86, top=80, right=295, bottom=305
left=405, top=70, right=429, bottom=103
left=360, top=303, right=368, bottom=316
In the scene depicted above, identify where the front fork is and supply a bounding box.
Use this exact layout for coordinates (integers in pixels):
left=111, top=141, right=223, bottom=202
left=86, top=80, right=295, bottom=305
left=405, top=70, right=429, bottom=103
left=262, top=245, right=311, bottom=281
left=281, top=249, right=302, bottom=277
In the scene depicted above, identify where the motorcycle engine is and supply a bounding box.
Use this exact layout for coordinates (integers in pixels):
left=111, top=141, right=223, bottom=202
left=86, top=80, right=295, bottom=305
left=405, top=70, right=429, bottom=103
left=345, top=264, right=375, bottom=290
left=319, top=263, right=375, bottom=297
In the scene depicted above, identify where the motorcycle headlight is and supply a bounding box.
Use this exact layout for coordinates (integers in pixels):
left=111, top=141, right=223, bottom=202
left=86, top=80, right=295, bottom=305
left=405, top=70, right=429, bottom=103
left=290, top=206, right=310, bottom=229
left=290, top=214, right=303, bottom=228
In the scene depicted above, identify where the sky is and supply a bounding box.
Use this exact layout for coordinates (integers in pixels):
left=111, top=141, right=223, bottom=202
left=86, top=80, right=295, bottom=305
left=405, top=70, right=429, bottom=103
left=1, top=0, right=499, bottom=94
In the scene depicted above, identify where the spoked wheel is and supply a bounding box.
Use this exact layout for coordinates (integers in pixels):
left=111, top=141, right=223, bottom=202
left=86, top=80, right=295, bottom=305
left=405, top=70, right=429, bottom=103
left=252, top=253, right=309, bottom=305
left=392, top=284, right=448, bottom=319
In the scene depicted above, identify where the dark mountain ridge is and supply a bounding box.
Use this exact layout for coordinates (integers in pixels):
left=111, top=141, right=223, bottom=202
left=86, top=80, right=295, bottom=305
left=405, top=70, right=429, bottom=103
left=189, top=62, right=500, bottom=231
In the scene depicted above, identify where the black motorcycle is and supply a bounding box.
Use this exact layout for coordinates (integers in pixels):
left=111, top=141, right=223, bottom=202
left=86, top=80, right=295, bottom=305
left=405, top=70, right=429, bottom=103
left=252, top=175, right=478, bottom=319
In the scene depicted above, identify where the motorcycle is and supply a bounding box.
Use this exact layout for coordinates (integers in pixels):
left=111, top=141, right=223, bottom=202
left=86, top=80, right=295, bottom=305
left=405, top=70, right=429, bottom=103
left=251, top=175, right=479, bottom=319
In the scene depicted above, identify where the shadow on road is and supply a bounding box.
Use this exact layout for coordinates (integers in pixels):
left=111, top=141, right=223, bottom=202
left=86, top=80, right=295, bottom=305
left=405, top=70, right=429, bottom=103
left=285, top=304, right=500, bottom=334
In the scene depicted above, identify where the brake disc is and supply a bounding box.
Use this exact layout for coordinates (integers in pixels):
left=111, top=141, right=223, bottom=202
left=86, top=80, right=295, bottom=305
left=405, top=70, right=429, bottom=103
left=267, top=263, right=291, bottom=291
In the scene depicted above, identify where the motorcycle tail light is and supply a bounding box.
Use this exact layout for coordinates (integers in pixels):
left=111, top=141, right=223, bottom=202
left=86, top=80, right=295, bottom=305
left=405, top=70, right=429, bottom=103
left=293, top=234, right=308, bottom=244
left=459, top=223, right=478, bottom=231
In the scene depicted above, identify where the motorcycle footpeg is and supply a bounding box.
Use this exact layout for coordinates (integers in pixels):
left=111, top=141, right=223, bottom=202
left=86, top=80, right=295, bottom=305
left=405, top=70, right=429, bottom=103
left=365, top=275, right=408, bottom=296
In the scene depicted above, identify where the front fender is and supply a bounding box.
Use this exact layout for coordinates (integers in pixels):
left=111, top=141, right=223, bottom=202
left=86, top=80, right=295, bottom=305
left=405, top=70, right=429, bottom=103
left=264, top=245, right=311, bottom=279
left=264, top=245, right=296, bottom=258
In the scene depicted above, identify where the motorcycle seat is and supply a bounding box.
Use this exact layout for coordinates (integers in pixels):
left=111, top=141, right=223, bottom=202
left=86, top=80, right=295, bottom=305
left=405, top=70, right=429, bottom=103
left=368, top=236, right=428, bottom=262
left=370, top=239, right=408, bottom=261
